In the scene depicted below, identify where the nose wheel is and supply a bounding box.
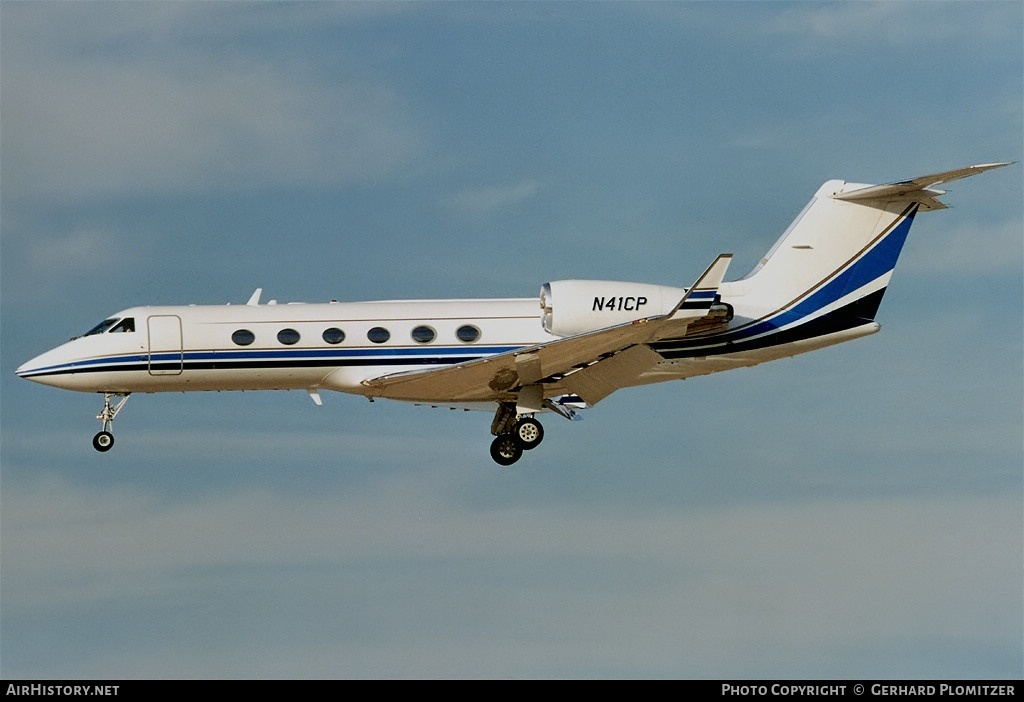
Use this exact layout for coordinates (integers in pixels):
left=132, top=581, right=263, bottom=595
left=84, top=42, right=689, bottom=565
left=93, top=392, right=130, bottom=452
left=93, top=431, right=115, bottom=452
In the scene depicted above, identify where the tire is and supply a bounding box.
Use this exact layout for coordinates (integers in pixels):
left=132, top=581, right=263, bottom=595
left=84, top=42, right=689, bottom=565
left=489, top=435, right=523, bottom=466
left=92, top=431, right=114, bottom=452
left=514, top=417, right=544, bottom=450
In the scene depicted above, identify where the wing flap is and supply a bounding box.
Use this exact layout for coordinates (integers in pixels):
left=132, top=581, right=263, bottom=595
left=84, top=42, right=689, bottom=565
left=559, top=343, right=664, bottom=405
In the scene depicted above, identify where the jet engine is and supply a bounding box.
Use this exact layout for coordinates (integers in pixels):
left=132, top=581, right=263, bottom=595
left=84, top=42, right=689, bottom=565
left=539, top=280, right=686, bottom=336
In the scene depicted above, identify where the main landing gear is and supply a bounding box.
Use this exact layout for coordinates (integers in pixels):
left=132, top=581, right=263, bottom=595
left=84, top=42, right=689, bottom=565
left=93, top=392, right=130, bottom=452
left=488, top=403, right=544, bottom=466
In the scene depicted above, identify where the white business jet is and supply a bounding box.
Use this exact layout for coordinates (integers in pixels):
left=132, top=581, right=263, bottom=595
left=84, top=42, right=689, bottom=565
left=17, top=163, right=1012, bottom=465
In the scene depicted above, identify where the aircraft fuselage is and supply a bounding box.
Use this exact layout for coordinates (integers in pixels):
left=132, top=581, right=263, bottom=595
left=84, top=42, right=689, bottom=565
left=17, top=298, right=550, bottom=396
left=17, top=163, right=1013, bottom=464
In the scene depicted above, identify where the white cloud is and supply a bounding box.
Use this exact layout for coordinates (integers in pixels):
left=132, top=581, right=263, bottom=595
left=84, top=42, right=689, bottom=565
left=638, top=1, right=1014, bottom=52
left=761, top=1, right=1017, bottom=50
left=903, top=217, right=1024, bottom=275
left=444, top=181, right=543, bottom=219
left=22, top=226, right=127, bottom=277
left=2, top=4, right=426, bottom=202
left=2, top=471, right=1019, bottom=677
left=767, top=3, right=917, bottom=42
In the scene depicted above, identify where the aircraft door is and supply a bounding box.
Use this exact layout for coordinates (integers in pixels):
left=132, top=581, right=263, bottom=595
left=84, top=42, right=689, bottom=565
left=147, top=315, right=183, bottom=375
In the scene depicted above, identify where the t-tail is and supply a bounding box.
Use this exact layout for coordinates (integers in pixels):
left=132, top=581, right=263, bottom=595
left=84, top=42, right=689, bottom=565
left=656, top=163, right=1014, bottom=362
left=744, top=163, right=1015, bottom=320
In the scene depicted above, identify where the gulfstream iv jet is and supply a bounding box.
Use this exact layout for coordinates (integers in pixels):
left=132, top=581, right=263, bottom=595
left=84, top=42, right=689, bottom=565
left=17, top=163, right=1012, bottom=465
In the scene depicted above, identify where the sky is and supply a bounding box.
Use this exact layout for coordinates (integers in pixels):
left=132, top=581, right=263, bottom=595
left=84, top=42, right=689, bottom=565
left=1, top=1, right=1021, bottom=680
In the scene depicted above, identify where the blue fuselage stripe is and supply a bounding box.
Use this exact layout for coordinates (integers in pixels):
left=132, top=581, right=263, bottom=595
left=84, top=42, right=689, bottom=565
left=18, top=345, right=526, bottom=378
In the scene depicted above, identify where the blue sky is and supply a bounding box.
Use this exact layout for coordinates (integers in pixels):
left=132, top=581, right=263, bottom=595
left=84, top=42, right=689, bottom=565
left=1, top=1, right=1021, bottom=679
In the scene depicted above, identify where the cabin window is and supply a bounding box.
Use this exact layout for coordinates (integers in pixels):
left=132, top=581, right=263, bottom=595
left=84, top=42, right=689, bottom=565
left=84, top=319, right=119, bottom=336
left=277, top=328, right=300, bottom=345
left=456, top=324, right=481, bottom=343
left=110, top=318, right=135, bottom=333
left=367, top=327, right=390, bottom=344
left=322, top=328, right=345, bottom=344
left=232, top=329, right=255, bottom=346
left=411, top=325, right=436, bottom=344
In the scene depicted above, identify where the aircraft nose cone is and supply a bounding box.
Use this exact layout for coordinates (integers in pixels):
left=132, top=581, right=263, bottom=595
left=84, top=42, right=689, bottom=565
left=15, top=340, right=113, bottom=392
left=16, top=347, right=70, bottom=386
left=17, top=353, right=48, bottom=381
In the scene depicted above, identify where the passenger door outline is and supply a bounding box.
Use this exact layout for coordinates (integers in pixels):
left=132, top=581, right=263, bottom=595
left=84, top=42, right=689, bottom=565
left=147, top=315, right=183, bottom=375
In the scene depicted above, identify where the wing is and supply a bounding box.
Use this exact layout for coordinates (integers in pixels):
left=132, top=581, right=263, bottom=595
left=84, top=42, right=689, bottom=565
left=361, top=254, right=733, bottom=406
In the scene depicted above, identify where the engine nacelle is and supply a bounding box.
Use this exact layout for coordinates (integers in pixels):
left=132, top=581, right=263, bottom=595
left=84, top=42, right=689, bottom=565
left=540, top=280, right=687, bottom=336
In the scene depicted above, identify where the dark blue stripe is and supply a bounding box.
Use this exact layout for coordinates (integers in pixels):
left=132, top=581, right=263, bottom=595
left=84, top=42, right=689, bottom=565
left=19, top=345, right=525, bottom=378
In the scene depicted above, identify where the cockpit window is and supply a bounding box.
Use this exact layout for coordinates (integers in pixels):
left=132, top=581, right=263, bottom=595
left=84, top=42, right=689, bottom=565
left=110, top=318, right=135, bottom=333
left=84, top=319, right=119, bottom=336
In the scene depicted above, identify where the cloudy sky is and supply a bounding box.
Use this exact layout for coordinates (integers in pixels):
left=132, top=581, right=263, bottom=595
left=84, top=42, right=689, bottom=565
left=1, top=1, right=1021, bottom=679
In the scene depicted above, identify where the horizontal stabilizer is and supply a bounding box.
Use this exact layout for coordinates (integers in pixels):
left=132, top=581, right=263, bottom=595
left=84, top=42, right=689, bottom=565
left=834, top=162, right=1014, bottom=211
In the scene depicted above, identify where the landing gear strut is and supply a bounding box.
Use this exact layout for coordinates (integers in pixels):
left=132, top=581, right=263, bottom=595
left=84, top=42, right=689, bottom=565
left=93, top=392, right=130, bottom=452
left=488, top=403, right=545, bottom=465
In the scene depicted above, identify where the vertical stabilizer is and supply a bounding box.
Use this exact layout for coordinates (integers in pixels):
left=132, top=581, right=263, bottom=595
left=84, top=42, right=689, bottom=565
left=738, top=182, right=916, bottom=326
left=653, top=163, right=1012, bottom=366
left=724, top=163, right=1012, bottom=347
left=738, top=163, right=1013, bottom=328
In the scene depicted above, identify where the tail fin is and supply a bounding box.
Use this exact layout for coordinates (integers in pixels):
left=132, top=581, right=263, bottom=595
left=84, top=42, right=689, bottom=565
left=737, top=163, right=1013, bottom=325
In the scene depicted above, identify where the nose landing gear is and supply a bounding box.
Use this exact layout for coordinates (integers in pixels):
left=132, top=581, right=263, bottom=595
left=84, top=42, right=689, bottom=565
left=93, top=392, right=130, bottom=452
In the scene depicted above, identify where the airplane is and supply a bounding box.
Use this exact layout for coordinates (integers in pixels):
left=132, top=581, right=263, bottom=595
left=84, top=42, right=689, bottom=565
left=16, top=162, right=1013, bottom=465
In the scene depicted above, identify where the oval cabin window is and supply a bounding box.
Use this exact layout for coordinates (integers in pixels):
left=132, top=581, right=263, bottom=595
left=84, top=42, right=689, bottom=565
left=411, top=325, right=436, bottom=343
left=322, top=328, right=345, bottom=344
left=367, top=327, right=390, bottom=344
left=277, top=329, right=300, bottom=345
left=456, top=325, right=481, bottom=343
left=232, top=329, right=255, bottom=346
